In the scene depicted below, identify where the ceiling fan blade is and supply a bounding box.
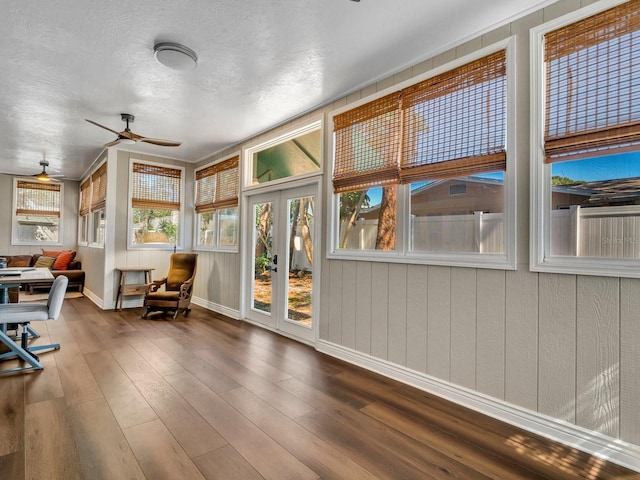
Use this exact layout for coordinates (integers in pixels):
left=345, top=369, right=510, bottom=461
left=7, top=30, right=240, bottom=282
left=119, top=130, right=142, bottom=141
left=139, top=137, right=182, bottom=147
left=103, top=139, right=122, bottom=148
left=85, top=119, right=121, bottom=136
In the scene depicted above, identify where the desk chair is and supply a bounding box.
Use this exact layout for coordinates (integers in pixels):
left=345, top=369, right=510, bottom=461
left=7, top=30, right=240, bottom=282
left=0, top=275, right=68, bottom=374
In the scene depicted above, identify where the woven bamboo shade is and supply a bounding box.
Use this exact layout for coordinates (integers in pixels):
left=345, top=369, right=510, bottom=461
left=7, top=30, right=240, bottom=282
left=400, top=50, right=507, bottom=183
left=544, top=0, right=640, bottom=163
left=15, top=180, right=61, bottom=216
left=332, top=92, right=402, bottom=193
left=91, top=162, right=107, bottom=210
left=131, top=163, right=182, bottom=210
left=79, top=178, right=91, bottom=216
left=195, top=156, right=239, bottom=213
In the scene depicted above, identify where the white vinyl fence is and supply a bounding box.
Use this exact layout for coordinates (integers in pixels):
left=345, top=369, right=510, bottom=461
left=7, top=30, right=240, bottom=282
left=340, top=205, right=640, bottom=258
left=340, top=212, right=504, bottom=253
left=551, top=205, right=640, bottom=257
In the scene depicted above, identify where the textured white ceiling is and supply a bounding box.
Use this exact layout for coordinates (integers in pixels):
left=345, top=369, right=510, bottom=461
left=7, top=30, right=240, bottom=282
left=0, top=0, right=557, bottom=180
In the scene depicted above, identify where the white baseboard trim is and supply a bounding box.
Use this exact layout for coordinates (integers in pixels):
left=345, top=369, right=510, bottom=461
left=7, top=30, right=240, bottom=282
left=192, top=296, right=240, bottom=320
left=82, top=288, right=103, bottom=309
left=317, top=339, right=640, bottom=473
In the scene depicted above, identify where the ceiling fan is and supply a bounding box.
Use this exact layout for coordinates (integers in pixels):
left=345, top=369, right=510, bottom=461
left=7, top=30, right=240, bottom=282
left=33, top=160, right=64, bottom=182
left=85, top=113, right=182, bottom=148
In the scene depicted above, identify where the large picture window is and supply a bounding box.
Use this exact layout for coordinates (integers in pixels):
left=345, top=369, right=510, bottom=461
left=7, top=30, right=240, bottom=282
left=129, top=160, right=184, bottom=248
left=531, top=0, right=640, bottom=277
left=331, top=41, right=515, bottom=268
left=194, top=155, right=239, bottom=250
left=12, top=179, right=63, bottom=245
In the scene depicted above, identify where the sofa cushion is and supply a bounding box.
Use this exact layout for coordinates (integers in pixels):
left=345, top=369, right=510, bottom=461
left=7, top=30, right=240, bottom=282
left=34, top=255, right=56, bottom=268
left=52, top=250, right=76, bottom=270
left=6, top=255, right=34, bottom=267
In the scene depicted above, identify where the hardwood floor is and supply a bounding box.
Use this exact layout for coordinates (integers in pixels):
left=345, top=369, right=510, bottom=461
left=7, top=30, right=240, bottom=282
left=0, top=297, right=637, bottom=479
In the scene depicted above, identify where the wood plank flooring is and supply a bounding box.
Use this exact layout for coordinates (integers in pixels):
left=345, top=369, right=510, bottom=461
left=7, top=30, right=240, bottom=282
left=0, top=297, right=638, bottom=479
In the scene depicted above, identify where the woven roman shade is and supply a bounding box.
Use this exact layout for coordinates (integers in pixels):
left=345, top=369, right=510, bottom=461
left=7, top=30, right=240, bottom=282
left=195, top=156, right=239, bottom=213
left=79, top=178, right=91, bottom=216
left=91, top=162, right=107, bottom=210
left=400, top=50, right=507, bottom=182
left=544, top=0, right=640, bottom=163
left=332, top=92, right=402, bottom=193
left=15, top=180, right=61, bottom=216
left=131, top=163, right=182, bottom=210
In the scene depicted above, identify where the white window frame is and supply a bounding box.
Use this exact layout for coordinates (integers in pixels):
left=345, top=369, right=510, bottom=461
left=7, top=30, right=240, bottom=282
left=11, top=178, right=64, bottom=246
left=530, top=0, right=640, bottom=278
left=327, top=38, right=517, bottom=270
left=78, top=176, right=90, bottom=247
left=78, top=211, right=89, bottom=246
left=243, top=119, right=323, bottom=193
left=193, top=152, right=240, bottom=253
left=78, top=159, right=108, bottom=249
left=91, top=208, right=106, bottom=247
left=127, top=158, right=185, bottom=251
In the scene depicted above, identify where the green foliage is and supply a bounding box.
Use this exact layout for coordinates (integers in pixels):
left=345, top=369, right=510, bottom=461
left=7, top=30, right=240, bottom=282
left=255, top=253, right=270, bottom=273
left=158, top=219, right=177, bottom=241
left=552, top=175, right=584, bottom=185
left=339, top=191, right=370, bottom=218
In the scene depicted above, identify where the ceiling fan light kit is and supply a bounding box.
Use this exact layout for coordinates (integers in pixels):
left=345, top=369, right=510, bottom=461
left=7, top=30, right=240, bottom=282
left=34, top=160, right=64, bottom=182
left=154, top=42, right=198, bottom=70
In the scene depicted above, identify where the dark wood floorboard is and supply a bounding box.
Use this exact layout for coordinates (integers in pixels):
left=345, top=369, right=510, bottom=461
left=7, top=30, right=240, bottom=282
left=0, top=297, right=638, bottom=479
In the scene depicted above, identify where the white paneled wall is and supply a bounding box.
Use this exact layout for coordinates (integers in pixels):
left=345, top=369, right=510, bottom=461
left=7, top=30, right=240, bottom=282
left=320, top=260, right=640, bottom=446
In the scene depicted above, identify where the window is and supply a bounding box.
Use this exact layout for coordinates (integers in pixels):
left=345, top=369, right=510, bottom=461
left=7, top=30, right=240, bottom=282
left=194, top=155, right=240, bottom=250
left=78, top=177, right=91, bottom=244
left=249, top=126, right=321, bottom=186
left=90, top=162, right=107, bottom=245
left=129, top=160, right=184, bottom=248
left=331, top=41, right=515, bottom=268
left=12, top=179, right=63, bottom=245
left=531, top=0, right=640, bottom=277
left=78, top=161, right=107, bottom=246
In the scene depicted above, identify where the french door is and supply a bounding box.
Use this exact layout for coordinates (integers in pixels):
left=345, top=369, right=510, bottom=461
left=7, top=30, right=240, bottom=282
left=245, top=184, right=317, bottom=343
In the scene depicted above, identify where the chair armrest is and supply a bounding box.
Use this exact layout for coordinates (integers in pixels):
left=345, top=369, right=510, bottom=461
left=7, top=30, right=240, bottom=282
left=179, top=275, right=196, bottom=299
left=149, top=277, right=167, bottom=293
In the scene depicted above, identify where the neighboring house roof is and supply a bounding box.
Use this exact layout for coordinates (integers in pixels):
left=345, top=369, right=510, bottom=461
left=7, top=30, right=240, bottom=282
left=553, top=177, right=640, bottom=206
left=359, top=176, right=640, bottom=216
left=409, top=176, right=504, bottom=196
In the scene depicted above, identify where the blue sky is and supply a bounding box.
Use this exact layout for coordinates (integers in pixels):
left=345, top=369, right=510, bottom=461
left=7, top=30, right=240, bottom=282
left=362, top=150, right=640, bottom=207
left=551, top=151, right=640, bottom=182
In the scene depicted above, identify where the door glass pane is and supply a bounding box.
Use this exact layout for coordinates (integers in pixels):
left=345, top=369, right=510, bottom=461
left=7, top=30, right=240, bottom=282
left=286, top=196, right=313, bottom=326
left=253, top=201, right=273, bottom=313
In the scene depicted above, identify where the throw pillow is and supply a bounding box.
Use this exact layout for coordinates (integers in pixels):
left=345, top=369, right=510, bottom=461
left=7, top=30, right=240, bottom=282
left=34, top=255, right=56, bottom=269
left=41, top=249, right=69, bottom=257
left=52, top=250, right=76, bottom=270
left=42, top=249, right=76, bottom=270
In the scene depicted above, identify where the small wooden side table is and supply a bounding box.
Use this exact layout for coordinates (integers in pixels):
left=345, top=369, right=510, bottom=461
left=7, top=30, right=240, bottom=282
left=115, top=267, right=154, bottom=311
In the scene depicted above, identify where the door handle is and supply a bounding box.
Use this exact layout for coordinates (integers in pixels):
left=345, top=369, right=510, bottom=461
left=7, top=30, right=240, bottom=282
left=273, top=254, right=278, bottom=265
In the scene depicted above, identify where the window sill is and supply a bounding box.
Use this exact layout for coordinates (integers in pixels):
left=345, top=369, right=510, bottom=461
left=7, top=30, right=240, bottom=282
left=327, top=249, right=516, bottom=270
left=193, top=245, right=239, bottom=254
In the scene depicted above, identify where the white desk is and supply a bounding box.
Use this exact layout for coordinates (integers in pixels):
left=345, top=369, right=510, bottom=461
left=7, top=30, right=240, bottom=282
left=0, top=268, right=54, bottom=303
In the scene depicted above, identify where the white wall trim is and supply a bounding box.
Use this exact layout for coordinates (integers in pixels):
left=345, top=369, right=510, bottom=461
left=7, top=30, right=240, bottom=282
left=317, top=339, right=640, bottom=473
left=82, top=287, right=103, bottom=310
left=192, top=296, right=240, bottom=320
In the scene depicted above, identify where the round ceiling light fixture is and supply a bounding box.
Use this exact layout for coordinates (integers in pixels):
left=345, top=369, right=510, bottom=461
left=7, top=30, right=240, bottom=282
left=154, top=42, right=198, bottom=70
